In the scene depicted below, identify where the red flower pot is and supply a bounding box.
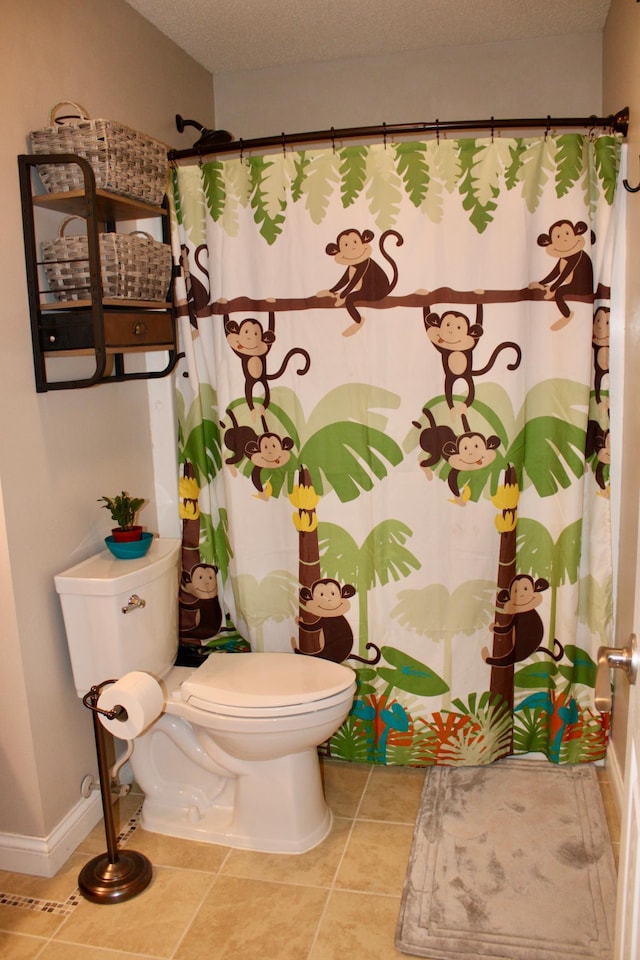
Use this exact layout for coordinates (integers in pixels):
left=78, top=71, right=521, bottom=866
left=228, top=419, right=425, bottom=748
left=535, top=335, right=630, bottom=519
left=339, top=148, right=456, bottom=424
left=111, top=526, right=143, bottom=542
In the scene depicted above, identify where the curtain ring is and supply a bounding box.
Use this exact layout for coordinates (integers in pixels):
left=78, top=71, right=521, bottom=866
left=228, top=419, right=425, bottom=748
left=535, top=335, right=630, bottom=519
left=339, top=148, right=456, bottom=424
left=544, top=116, right=551, bottom=140
left=436, top=119, right=440, bottom=145
left=331, top=126, right=336, bottom=154
left=623, top=155, right=640, bottom=193
left=281, top=132, right=286, bottom=156
left=490, top=117, right=495, bottom=143
left=383, top=122, right=387, bottom=149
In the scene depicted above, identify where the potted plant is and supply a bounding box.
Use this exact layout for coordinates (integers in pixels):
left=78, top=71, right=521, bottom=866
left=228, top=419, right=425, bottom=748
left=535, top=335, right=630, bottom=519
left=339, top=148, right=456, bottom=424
left=98, top=491, right=145, bottom=542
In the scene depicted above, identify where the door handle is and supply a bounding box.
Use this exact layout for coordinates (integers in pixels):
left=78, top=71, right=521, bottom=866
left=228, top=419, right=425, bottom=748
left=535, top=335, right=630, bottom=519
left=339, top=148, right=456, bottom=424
left=594, top=634, right=638, bottom=712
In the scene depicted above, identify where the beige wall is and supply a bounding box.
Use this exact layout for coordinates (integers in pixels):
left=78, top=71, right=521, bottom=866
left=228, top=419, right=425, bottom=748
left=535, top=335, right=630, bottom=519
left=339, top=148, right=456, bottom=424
left=603, top=0, right=640, bottom=779
left=214, top=33, right=603, bottom=139
left=0, top=0, right=213, bottom=848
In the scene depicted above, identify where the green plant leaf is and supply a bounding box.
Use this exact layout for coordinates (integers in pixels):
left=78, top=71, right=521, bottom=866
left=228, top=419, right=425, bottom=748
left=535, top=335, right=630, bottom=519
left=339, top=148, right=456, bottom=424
left=554, top=134, right=584, bottom=198
left=299, top=150, right=341, bottom=224
left=504, top=139, right=527, bottom=190
left=514, top=659, right=559, bottom=689
left=394, top=142, right=430, bottom=207
left=365, top=145, right=403, bottom=230
left=300, top=421, right=403, bottom=501
left=457, top=139, right=498, bottom=233
left=291, top=152, right=311, bottom=202
left=509, top=416, right=586, bottom=496
left=518, top=137, right=556, bottom=213
left=248, top=155, right=286, bottom=244
left=378, top=646, right=449, bottom=697
left=338, top=145, right=368, bottom=207
left=169, top=167, right=182, bottom=225
left=201, top=160, right=226, bottom=221
left=593, top=136, right=621, bottom=205
left=558, top=644, right=597, bottom=688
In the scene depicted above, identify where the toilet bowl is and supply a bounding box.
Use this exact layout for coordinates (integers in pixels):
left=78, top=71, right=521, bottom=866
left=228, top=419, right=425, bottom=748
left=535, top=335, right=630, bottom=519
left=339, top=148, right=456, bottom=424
left=55, top=539, right=356, bottom=853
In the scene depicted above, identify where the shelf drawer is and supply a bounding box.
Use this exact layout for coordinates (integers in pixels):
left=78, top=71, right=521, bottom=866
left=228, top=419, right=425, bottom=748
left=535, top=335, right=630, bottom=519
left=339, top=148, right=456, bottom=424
left=104, top=311, right=174, bottom=348
left=38, top=309, right=175, bottom=352
left=39, top=313, right=93, bottom=351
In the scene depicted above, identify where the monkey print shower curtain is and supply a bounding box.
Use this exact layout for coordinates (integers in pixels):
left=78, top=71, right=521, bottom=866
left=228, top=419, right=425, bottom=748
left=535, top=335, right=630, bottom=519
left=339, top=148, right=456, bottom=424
left=169, top=131, right=622, bottom=766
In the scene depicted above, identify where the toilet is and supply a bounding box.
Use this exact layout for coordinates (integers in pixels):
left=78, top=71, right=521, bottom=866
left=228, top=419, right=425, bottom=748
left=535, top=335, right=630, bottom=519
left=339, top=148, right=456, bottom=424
left=54, top=538, right=356, bottom=854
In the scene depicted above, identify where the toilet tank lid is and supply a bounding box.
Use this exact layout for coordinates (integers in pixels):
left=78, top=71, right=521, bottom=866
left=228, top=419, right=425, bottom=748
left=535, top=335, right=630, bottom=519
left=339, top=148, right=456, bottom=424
left=54, top=538, right=181, bottom=596
left=181, top=651, right=356, bottom=708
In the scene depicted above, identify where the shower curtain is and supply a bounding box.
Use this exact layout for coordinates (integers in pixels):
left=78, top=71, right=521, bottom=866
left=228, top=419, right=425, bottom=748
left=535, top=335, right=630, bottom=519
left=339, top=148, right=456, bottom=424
left=169, top=131, right=622, bottom=767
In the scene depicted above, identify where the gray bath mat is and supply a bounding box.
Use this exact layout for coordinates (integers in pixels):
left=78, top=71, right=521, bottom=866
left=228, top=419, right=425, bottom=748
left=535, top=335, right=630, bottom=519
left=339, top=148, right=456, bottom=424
left=396, top=759, right=617, bottom=959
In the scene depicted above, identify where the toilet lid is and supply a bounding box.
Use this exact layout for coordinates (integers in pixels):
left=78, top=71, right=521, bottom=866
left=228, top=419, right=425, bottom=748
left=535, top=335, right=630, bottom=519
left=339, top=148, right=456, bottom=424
left=180, top=652, right=355, bottom=711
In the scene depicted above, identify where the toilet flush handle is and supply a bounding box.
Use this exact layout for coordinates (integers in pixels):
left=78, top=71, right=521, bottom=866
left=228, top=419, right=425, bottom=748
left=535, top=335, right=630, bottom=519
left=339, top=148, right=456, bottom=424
left=122, top=594, right=146, bottom=615
left=594, top=634, right=638, bottom=712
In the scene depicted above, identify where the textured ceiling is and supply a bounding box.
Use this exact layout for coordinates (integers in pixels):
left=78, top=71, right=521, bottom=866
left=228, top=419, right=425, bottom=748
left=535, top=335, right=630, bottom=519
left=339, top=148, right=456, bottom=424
left=123, top=0, right=612, bottom=74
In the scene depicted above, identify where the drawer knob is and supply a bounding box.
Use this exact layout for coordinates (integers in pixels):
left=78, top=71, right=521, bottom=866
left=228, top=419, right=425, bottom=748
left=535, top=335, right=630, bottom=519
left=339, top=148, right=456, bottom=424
left=132, top=320, right=148, bottom=336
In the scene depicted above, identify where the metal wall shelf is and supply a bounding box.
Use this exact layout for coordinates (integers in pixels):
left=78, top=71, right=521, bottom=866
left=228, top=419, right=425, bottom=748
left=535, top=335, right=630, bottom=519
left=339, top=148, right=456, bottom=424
left=18, top=153, right=178, bottom=391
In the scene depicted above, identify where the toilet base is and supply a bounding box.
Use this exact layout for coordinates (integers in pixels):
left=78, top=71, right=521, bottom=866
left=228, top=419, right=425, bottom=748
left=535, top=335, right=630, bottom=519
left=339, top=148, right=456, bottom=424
left=140, top=797, right=333, bottom=854
left=135, top=746, right=335, bottom=855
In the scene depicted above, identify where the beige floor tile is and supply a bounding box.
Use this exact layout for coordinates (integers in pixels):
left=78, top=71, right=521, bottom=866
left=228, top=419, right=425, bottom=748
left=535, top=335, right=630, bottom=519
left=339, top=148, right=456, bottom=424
left=335, top=820, right=413, bottom=896
left=0, top=903, right=66, bottom=940
left=54, top=864, right=214, bottom=957
left=320, top=759, right=370, bottom=818
left=222, top=816, right=352, bottom=887
left=599, top=777, right=621, bottom=843
left=359, top=765, right=426, bottom=823
left=175, top=875, right=328, bottom=960
left=39, top=942, right=153, bottom=960
left=76, top=792, right=143, bottom=857
left=127, top=825, right=231, bottom=873
left=309, top=889, right=405, bottom=960
left=0, top=855, right=81, bottom=903
left=0, top=855, right=84, bottom=938
left=0, top=931, right=48, bottom=959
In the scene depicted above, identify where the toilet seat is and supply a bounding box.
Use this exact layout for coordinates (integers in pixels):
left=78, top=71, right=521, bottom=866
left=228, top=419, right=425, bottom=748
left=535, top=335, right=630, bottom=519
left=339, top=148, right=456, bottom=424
left=178, top=652, right=356, bottom=719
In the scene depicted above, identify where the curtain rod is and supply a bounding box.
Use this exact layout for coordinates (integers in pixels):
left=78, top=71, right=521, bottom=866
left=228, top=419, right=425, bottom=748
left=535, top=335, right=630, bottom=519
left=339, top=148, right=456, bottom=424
left=168, top=106, right=629, bottom=162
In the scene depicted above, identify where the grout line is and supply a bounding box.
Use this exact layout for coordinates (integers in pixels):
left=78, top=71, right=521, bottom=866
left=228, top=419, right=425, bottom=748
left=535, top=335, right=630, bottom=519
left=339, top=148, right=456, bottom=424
left=168, top=869, right=220, bottom=960
left=306, top=764, right=375, bottom=958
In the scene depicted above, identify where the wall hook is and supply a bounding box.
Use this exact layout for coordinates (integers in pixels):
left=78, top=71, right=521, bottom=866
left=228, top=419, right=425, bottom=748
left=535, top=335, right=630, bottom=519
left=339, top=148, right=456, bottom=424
left=623, top=156, right=640, bottom=193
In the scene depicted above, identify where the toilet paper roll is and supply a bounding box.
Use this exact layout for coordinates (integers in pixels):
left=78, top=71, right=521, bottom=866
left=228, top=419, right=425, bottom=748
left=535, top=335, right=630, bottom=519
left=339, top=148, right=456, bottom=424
left=97, top=671, right=164, bottom=739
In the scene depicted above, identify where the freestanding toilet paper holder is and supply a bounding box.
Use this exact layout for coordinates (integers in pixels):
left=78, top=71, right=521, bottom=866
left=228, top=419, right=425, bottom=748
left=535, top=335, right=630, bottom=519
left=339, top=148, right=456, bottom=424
left=79, top=680, right=152, bottom=904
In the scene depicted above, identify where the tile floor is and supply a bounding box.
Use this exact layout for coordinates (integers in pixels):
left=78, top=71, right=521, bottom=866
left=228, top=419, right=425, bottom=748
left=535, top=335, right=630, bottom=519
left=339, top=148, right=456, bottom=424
left=0, top=760, right=620, bottom=960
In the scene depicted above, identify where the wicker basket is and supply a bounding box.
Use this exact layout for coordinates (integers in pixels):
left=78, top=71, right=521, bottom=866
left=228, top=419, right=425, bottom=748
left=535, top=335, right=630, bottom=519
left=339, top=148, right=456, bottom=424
left=30, top=101, right=169, bottom=206
left=41, top=217, right=172, bottom=302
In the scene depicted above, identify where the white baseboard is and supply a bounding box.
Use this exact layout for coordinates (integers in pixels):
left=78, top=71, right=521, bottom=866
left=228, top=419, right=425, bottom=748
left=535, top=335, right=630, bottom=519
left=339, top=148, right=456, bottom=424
left=0, top=791, right=103, bottom=878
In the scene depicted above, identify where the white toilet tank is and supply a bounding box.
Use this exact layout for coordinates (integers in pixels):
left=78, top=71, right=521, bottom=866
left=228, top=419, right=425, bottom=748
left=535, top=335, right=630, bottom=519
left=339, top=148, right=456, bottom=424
left=55, top=538, right=181, bottom=698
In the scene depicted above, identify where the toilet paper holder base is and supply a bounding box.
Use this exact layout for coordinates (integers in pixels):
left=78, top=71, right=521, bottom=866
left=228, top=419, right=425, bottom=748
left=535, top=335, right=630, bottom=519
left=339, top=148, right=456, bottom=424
left=79, top=680, right=152, bottom=905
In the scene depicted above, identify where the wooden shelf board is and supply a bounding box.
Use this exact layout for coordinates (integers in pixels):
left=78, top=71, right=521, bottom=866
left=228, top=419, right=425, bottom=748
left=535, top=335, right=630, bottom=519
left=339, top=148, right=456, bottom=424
left=32, top=189, right=166, bottom=221
left=39, top=298, right=171, bottom=311
left=43, top=344, right=175, bottom=358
